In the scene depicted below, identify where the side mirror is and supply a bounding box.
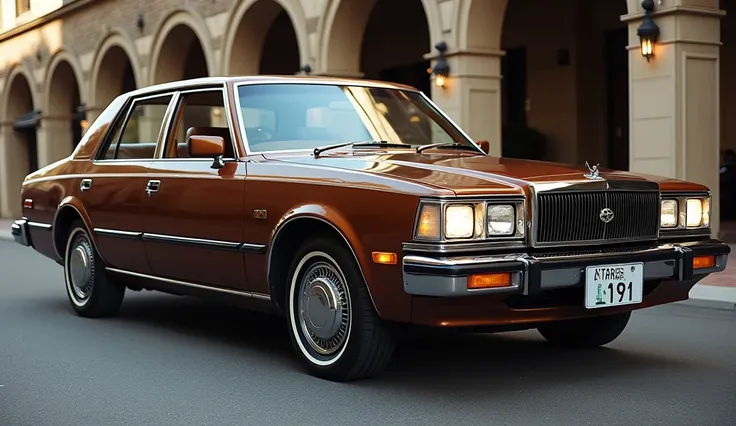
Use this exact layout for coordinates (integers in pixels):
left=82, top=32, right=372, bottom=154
left=477, top=140, right=490, bottom=154
left=188, top=135, right=225, bottom=169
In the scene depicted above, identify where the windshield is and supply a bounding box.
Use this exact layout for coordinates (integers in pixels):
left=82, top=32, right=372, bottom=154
left=235, top=83, right=475, bottom=153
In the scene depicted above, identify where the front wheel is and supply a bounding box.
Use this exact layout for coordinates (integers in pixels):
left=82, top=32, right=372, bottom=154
left=537, top=311, right=632, bottom=348
left=64, top=220, right=125, bottom=318
left=286, top=238, right=396, bottom=381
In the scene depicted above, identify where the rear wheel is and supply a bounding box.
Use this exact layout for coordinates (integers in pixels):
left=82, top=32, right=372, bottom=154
left=64, top=220, right=125, bottom=318
left=537, top=311, right=631, bottom=348
left=286, top=237, right=396, bottom=381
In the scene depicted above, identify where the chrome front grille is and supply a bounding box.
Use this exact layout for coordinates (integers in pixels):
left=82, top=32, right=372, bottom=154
left=534, top=190, right=660, bottom=246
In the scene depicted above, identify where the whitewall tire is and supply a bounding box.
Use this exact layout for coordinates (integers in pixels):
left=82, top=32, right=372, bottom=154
left=286, top=237, right=395, bottom=381
left=63, top=220, right=125, bottom=318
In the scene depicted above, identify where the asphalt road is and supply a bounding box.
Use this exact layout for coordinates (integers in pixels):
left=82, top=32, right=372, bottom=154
left=1, top=240, right=735, bottom=426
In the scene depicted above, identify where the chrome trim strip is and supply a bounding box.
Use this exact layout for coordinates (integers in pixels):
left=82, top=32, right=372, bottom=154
left=105, top=267, right=271, bottom=300
left=27, top=221, right=52, bottom=230
left=402, top=241, right=528, bottom=254
left=94, top=228, right=142, bottom=239
left=89, top=228, right=267, bottom=253
left=142, top=233, right=243, bottom=251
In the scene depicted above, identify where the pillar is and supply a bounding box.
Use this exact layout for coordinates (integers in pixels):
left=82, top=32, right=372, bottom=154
left=37, top=117, right=75, bottom=168
left=624, top=2, right=724, bottom=237
left=0, top=123, right=30, bottom=218
left=428, top=50, right=503, bottom=156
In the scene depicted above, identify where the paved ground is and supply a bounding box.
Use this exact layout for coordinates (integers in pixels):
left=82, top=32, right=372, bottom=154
left=1, top=240, right=735, bottom=425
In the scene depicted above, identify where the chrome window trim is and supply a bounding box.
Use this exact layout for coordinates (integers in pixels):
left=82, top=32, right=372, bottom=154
left=92, top=91, right=179, bottom=164
left=153, top=85, right=241, bottom=162
left=412, top=196, right=526, bottom=244
left=105, top=267, right=271, bottom=301
left=232, top=81, right=484, bottom=157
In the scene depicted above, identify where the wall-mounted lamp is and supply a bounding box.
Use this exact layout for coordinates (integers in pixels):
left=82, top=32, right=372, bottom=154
left=429, top=41, right=450, bottom=88
left=637, top=0, right=660, bottom=61
left=300, top=64, right=312, bottom=75
left=136, top=14, right=145, bottom=32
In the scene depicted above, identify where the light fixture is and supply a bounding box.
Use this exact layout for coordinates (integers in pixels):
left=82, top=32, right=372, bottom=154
left=136, top=14, right=145, bottom=32
left=637, top=0, right=660, bottom=61
left=429, top=41, right=450, bottom=88
left=300, top=64, right=312, bottom=75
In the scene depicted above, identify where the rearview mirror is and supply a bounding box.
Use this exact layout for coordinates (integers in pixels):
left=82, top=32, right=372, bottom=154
left=477, top=140, right=490, bottom=154
left=188, top=135, right=226, bottom=169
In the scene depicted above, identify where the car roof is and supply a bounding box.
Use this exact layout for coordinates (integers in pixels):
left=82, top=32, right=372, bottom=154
left=124, top=75, right=422, bottom=98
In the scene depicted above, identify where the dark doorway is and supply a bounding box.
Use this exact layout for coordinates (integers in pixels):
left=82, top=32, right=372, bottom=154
left=360, top=0, right=431, bottom=98
left=260, top=10, right=300, bottom=75
left=13, top=111, right=39, bottom=172
left=502, top=47, right=527, bottom=127
left=605, top=27, right=629, bottom=171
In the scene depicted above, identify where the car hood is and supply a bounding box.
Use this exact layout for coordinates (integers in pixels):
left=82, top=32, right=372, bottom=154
left=268, top=151, right=706, bottom=196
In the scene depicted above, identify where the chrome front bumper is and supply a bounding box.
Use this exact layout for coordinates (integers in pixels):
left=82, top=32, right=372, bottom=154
left=402, top=240, right=731, bottom=297
left=11, top=219, right=31, bottom=247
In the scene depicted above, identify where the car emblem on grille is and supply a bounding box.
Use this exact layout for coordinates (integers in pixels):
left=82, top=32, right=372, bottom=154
left=599, top=208, right=614, bottom=223
left=584, top=161, right=600, bottom=179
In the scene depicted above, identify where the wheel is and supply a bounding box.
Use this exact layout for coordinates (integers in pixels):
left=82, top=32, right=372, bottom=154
left=286, top=237, right=396, bottom=381
left=64, top=220, right=125, bottom=318
left=537, top=311, right=631, bottom=348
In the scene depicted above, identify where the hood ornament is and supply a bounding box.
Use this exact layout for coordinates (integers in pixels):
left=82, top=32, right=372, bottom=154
left=584, top=161, right=601, bottom=180
left=599, top=207, right=614, bottom=223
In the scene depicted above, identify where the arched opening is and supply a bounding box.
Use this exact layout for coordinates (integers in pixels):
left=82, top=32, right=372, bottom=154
left=1, top=72, right=37, bottom=217
left=360, top=0, right=431, bottom=96
left=153, top=24, right=209, bottom=84
left=226, top=0, right=301, bottom=75
left=94, top=45, right=137, bottom=108
left=497, top=0, right=629, bottom=167
left=47, top=60, right=83, bottom=155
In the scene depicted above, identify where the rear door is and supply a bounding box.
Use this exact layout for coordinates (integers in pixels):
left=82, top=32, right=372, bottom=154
left=141, top=87, right=249, bottom=290
left=81, top=92, right=176, bottom=274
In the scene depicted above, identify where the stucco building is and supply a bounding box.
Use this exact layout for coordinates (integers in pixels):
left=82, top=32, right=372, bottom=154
left=0, top=0, right=731, bottom=235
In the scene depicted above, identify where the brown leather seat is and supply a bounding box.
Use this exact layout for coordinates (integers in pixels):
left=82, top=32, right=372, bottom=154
left=184, top=127, right=235, bottom=158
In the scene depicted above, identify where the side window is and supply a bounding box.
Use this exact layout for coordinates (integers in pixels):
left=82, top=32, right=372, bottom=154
left=100, top=94, right=173, bottom=160
left=164, top=90, right=233, bottom=159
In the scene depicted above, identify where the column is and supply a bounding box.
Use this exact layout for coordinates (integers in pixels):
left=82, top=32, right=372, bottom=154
left=624, top=2, right=724, bottom=236
left=36, top=117, right=75, bottom=168
left=0, top=123, right=31, bottom=218
left=428, top=50, right=504, bottom=156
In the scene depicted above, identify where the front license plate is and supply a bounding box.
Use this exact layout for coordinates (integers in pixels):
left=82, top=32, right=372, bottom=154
left=584, top=262, right=644, bottom=309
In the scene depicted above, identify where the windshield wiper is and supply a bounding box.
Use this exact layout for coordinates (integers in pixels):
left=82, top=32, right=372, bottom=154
left=313, top=140, right=410, bottom=157
left=416, top=142, right=483, bottom=154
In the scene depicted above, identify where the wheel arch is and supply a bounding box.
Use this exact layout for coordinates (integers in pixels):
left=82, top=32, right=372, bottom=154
left=266, top=206, right=380, bottom=316
left=52, top=197, right=98, bottom=262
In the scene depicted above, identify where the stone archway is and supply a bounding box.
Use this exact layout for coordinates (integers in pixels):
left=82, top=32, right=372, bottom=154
left=359, top=0, right=432, bottom=95
left=0, top=70, right=37, bottom=217
left=150, top=12, right=213, bottom=84
left=45, top=56, right=84, bottom=165
left=91, top=33, right=139, bottom=112
left=223, top=0, right=307, bottom=75
left=318, top=0, right=440, bottom=80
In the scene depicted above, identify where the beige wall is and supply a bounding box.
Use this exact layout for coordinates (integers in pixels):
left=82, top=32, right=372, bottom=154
left=0, top=0, right=729, bottom=237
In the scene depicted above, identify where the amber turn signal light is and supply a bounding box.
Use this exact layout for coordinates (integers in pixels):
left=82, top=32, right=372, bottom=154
left=372, top=251, right=397, bottom=265
left=693, top=255, right=715, bottom=269
left=467, top=273, right=511, bottom=289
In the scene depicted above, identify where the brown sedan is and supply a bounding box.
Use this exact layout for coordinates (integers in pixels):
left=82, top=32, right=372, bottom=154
left=11, top=76, right=731, bottom=381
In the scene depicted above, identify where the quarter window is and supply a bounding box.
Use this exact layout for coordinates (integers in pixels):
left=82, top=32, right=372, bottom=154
left=100, top=95, right=173, bottom=160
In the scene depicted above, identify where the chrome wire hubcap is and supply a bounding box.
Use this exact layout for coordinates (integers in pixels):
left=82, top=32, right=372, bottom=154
left=69, top=236, right=94, bottom=301
left=298, top=261, right=350, bottom=355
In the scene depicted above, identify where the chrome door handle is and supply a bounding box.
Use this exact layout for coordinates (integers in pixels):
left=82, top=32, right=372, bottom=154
left=80, top=179, right=92, bottom=191
left=145, top=180, right=161, bottom=197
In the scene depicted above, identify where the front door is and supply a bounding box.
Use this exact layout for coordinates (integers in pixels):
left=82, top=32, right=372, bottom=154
left=80, top=93, right=176, bottom=274
left=142, top=88, right=248, bottom=290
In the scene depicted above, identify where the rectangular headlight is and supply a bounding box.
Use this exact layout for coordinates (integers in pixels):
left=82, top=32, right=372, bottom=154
left=686, top=198, right=710, bottom=228
left=660, top=199, right=678, bottom=228
left=445, top=205, right=474, bottom=239
left=487, top=204, right=515, bottom=236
